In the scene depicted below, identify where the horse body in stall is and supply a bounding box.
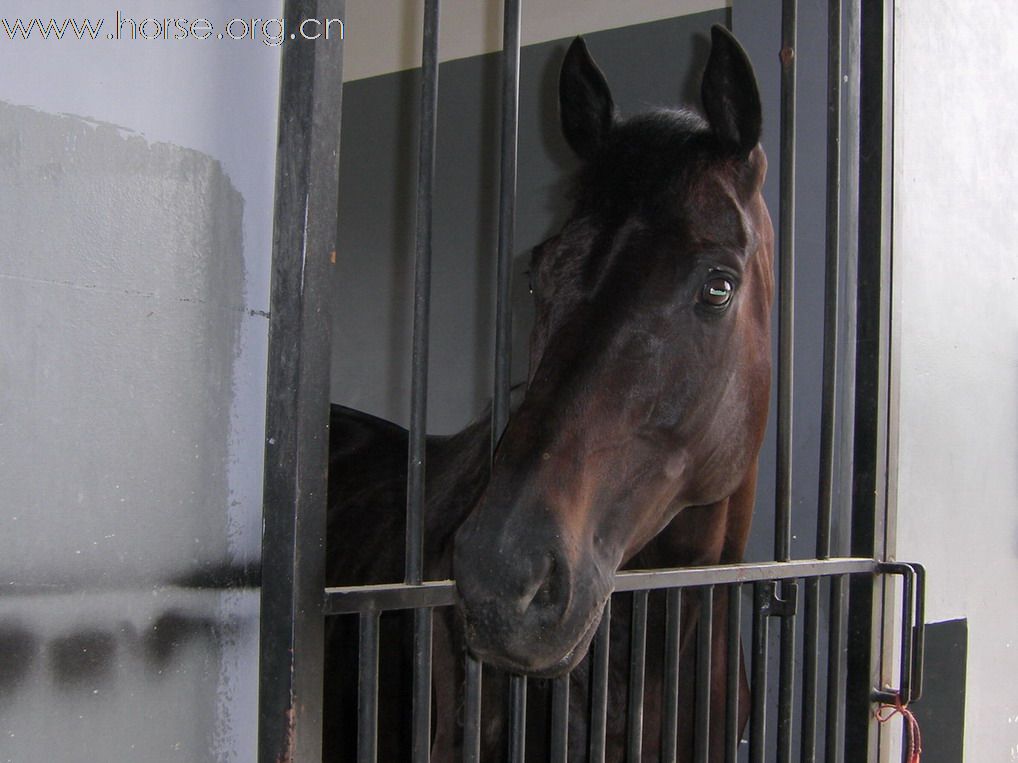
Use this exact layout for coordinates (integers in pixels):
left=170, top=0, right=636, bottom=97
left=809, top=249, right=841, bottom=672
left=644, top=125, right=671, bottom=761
left=324, top=25, right=773, bottom=762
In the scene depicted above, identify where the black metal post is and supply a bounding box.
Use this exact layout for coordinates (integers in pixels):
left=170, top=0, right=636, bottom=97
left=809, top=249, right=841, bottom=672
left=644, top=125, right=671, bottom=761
left=846, top=0, right=895, bottom=759
left=694, top=587, right=714, bottom=763
left=589, top=599, right=612, bottom=763
left=749, top=583, right=771, bottom=763
left=550, top=675, right=570, bottom=762
left=405, top=7, right=441, bottom=763
left=258, top=2, right=345, bottom=762
left=357, top=611, right=381, bottom=763
left=627, top=591, right=649, bottom=761
left=492, top=0, right=522, bottom=452
left=462, top=656, right=483, bottom=762
left=724, top=585, right=742, bottom=763
left=662, top=589, right=682, bottom=763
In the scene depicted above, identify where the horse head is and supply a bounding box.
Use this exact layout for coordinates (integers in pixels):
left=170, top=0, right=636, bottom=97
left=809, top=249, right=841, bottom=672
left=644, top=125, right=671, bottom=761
left=454, top=26, right=773, bottom=676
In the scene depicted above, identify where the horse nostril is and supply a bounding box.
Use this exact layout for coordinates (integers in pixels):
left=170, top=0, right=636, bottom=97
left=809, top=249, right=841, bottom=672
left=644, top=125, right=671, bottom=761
left=517, top=552, right=568, bottom=622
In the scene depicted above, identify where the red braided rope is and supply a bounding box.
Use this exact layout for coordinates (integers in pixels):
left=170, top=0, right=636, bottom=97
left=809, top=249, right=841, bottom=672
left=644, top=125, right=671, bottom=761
left=875, top=695, right=922, bottom=763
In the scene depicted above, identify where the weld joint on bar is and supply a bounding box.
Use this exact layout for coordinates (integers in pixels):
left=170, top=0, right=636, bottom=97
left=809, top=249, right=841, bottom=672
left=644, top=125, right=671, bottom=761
left=758, top=580, right=798, bottom=619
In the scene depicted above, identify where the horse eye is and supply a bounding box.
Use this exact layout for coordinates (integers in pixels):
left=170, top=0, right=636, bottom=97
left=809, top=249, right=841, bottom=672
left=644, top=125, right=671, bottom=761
left=699, top=276, right=734, bottom=308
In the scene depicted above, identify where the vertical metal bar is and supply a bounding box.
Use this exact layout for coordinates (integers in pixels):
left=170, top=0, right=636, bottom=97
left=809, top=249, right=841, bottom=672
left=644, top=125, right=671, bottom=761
left=662, top=589, right=682, bottom=763
left=725, top=584, right=742, bottom=763
left=813, top=9, right=844, bottom=748
left=694, top=587, right=714, bottom=763
left=508, top=675, right=527, bottom=763
left=847, top=0, right=895, bottom=758
left=358, top=611, right=381, bottom=763
left=775, top=0, right=798, bottom=565
left=749, top=583, right=771, bottom=763
left=412, top=609, right=434, bottom=763
left=462, top=656, right=483, bottom=763
left=800, top=577, right=821, bottom=762
left=775, top=6, right=799, bottom=760
left=550, top=675, right=570, bottom=762
left=589, top=598, right=612, bottom=763
left=406, top=0, right=441, bottom=586
left=825, top=574, right=848, bottom=763
left=405, top=7, right=441, bottom=761
left=258, top=2, right=345, bottom=761
left=813, top=1, right=846, bottom=743
left=627, top=591, right=649, bottom=762
left=776, top=582, right=798, bottom=763
left=492, top=0, right=522, bottom=450
left=818, top=0, right=844, bottom=563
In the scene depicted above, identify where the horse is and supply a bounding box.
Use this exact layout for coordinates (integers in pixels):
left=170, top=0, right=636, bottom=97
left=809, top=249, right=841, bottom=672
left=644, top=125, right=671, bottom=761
left=324, top=24, right=773, bottom=762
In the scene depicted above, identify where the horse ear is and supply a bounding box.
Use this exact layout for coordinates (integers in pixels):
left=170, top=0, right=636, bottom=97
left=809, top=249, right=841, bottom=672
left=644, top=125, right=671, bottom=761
left=701, top=25, right=762, bottom=157
left=560, top=37, right=616, bottom=160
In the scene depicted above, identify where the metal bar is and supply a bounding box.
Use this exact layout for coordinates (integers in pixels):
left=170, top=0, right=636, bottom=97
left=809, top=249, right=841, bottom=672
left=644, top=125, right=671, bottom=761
left=550, top=675, right=570, bottom=762
left=357, top=611, right=381, bottom=763
left=258, top=2, right=345, bottom=761
left=818, top=0, right=844, bottom=562
left=749, top=583, right=771, bottom=763
left=627, top=591, right=649, bottom=762
left=325, top=558, right=880, bottom=614
left=776, top=581, right=798, bottom=763
left=613, top=558, right=878, bottom=593
left=775, top=0, right=798, bottom=564
left=462, top=656, right=483, bottom=763
left=588, top=598, right=612, bottom=763
left=725, top=584, right=742, bottom=763
left=806, top=5, right=844, bottom=757
left=694, top=587, right=714, bottom=763
left=508, top=675, right=527, bottom=762
left=909, top=563, right=926, bottom=703
left=405, top=0, right=441, bottom=587
left=662, top=589, right=682, bottom=763
left=800, top=577, right=821, bottom=762
left=846, top=0, right=895, bottom=757
left=492, top=0, right=522, bottom=450
left=825, top=574, right=848, bottom=763
left=412, top=609, right=434, bottom=763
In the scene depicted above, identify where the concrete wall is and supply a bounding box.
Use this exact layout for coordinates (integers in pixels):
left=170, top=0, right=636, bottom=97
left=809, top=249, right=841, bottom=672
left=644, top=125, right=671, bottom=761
left=891, top=1, right=1018, bottom=760
left=0, top=2, right=282, bottom=760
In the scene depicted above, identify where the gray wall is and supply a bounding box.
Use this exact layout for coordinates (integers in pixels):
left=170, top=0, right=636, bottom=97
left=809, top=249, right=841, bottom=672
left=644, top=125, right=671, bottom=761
left=0, top=2, right=282, bottom=760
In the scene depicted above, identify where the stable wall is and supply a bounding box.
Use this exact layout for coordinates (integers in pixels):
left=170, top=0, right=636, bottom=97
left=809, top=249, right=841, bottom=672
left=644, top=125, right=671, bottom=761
left=891, top=1, right=1018, bottom=760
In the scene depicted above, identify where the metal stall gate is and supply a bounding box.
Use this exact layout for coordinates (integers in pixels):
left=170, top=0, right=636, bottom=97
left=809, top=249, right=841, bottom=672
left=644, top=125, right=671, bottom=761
left=258, top=1, right=925, bottom=761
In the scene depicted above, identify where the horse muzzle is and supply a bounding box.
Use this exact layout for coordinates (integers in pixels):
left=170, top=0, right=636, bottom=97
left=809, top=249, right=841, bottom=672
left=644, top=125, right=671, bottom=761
left=452, top=509, right=612, bottom=676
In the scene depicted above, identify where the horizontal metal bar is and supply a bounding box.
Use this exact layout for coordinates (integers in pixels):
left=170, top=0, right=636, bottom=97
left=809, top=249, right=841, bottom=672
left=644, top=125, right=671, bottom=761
left=613, top=558, right=877, bottom=593
left=324, top=559, right=879, bottom=615
left=325, top=580, right=457, bottom=614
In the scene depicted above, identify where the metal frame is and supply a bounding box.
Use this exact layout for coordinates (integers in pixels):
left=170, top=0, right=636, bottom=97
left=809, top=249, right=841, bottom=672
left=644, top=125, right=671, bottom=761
left=257, top=1, right=923, bottom=761
left=258, top=2, right=345, bottom=762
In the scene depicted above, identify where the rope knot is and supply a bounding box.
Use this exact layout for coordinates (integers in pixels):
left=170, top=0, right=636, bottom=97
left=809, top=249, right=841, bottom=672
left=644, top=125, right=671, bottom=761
left=874, top=694, right=922, bottom=763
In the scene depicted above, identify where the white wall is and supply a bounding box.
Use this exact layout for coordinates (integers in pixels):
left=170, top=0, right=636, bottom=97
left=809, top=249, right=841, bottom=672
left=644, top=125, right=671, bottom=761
left=0, top=2, right=282, bottom=759
left=892, top=1, right=1018, bottom=759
